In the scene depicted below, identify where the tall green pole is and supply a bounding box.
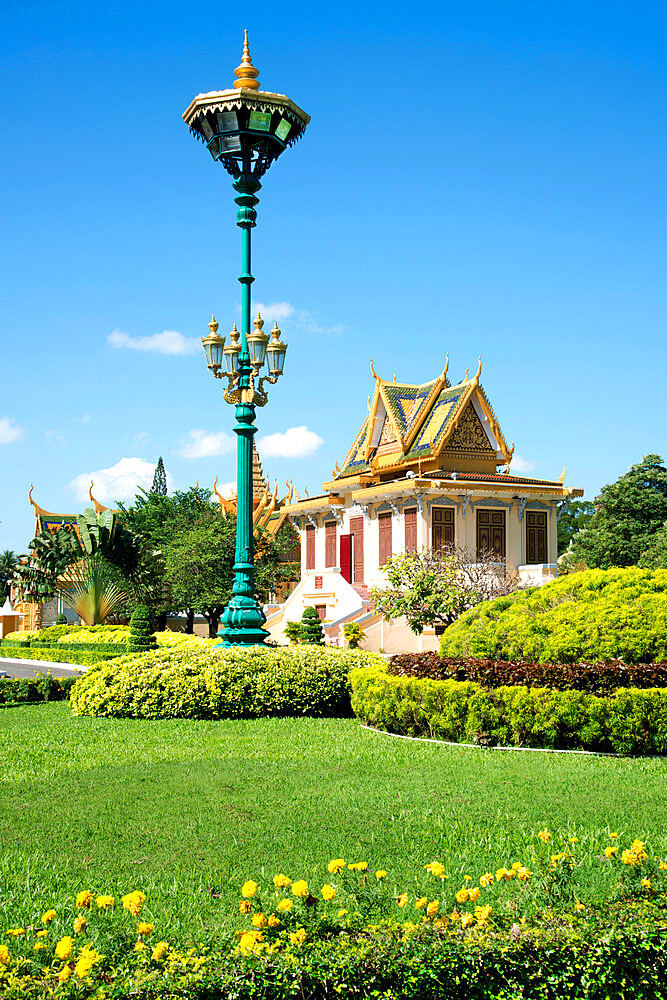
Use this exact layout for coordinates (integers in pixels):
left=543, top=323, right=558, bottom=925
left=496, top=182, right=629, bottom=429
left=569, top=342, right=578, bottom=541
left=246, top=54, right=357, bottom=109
left=217, top=174, right=269, bottom=647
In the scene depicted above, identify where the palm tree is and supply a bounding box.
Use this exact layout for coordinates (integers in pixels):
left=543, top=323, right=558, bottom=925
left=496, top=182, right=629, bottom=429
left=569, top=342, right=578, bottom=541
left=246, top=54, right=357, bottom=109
left=0, top=550, right=18, bottom=599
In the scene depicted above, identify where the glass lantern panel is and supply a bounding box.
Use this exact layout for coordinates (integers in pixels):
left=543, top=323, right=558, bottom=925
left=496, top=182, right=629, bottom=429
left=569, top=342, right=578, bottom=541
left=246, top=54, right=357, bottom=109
left=267, top=344, right=287, bottom=374
left=200, top=118, right=214, bottom=140
left=210, top=341, right=224, bottom=367
left=274, top=118, right=291, bottom=141
left=207, top=139, right=221, bottom=159
left=248, top=110, right=271, bottom=132
left=248, top=338, right=268, bottom=367
left=225, top=349, right=240, bottom=374
left=216, top=111, right=239, bottom=133
left=219, top=135, right=242, bottom=152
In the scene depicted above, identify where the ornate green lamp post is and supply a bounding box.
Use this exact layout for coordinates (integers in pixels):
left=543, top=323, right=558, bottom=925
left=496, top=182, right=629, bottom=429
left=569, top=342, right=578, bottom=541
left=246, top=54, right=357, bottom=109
left=183, top=33, right=309, bottom=646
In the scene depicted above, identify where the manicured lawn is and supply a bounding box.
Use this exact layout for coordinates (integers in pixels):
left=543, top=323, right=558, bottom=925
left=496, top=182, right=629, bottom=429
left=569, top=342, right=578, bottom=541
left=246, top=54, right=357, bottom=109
left=1, top=702, right=666, bottom=945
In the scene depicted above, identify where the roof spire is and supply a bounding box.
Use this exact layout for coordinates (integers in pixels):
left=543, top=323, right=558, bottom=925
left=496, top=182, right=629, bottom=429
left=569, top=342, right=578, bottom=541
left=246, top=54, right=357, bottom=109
left=234, top=30, right=260, bottom=91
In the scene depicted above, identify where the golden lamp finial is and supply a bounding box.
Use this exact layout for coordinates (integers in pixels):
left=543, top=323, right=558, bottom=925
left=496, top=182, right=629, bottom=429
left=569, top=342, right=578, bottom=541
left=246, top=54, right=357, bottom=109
left=208, top=314, right=219, bottom=334
left=234, top=30, right=260, bottom=90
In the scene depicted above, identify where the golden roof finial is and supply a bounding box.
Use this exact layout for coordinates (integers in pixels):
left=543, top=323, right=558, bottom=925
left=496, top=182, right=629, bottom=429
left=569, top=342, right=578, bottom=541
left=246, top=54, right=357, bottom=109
left=234, top=30, right=260, bottom=91
left=209, top=314, right=219, bottom=334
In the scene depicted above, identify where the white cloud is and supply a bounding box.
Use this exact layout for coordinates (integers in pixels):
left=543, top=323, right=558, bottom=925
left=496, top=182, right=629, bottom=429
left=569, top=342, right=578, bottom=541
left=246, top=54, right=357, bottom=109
left=215, top=480, right=237, bottom=499
left=108, top=329, right=200, bottom=355
left=253, top=301, right=295, bottom=322
left=178, top=429, right=235, bottom=459
left=0, top=417, right=24, bottom=444
left=128, top=430, right=150, bottom=448
left=249, top=301, right=344, bottom=337
left=69, top=457, right=173, bottom=503
left=511, top=454, right=535, bottom=473
left=257, top=425, right=324, bottom=459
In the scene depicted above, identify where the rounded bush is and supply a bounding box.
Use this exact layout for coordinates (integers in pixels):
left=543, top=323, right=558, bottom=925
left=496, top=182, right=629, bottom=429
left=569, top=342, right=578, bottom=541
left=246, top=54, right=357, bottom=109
left=440, top=567, right=667, bottom=664
left=70, top=645, right=385, bottom=720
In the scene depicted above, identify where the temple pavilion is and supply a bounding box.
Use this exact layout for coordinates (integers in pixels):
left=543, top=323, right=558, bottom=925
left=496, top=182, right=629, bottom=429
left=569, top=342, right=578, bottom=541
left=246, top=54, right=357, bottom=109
left=264, top=357, right=582, bottom=652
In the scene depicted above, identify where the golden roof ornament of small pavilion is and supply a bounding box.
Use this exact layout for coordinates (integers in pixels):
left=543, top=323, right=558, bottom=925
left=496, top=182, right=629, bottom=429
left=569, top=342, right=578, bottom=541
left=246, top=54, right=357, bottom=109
left=234, top=30, right=260, bottom=91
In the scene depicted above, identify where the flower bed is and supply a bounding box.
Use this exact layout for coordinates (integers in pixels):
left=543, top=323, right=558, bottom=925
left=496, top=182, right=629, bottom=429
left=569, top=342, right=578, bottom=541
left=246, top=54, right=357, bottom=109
left=2, top=831, right=666, bottom=999
left=70, top=645, right=385, bottom=720
left=0, top=675, right=77, bottom=704
left=350, top=664, right=667, bottom=754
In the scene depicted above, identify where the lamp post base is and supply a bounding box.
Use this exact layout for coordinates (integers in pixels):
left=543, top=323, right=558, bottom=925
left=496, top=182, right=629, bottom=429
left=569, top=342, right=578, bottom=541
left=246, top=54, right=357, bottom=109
left=215, top=595, right=270, bottom=648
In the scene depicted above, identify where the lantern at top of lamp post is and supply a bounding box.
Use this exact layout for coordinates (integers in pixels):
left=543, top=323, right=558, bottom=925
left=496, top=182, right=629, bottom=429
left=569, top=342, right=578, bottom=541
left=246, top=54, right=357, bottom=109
left=182, top=30, right=310, bottom=181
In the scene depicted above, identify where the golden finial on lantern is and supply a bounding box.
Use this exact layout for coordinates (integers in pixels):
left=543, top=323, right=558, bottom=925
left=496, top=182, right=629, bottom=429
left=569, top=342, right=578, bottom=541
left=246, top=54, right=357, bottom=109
left=234, top=30, right=260, bottom=90
left=208, top=314, right=219, bottom=334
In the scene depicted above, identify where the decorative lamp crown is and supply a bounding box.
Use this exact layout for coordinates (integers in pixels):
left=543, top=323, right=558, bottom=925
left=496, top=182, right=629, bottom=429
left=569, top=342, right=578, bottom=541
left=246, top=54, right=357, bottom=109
left=266, top=321, right=287, bottom=376
left=246, top=312, right=269, bottom=368
left=224, top=323, right=242, bottom=375
left=182, top=32, right=310, bottom=181
left=202, top=314, right=225, bottom=370
left=234, top=30, right=260, bottom=90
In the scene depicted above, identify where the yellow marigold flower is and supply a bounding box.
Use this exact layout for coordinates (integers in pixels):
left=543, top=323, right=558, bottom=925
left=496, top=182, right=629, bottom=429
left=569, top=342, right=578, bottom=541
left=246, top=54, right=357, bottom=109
left=5, top=929, right=24, bottom=937
left=76, top=891, right=93, bottom=909
left=475, top=904, right=492, bottom=926
left=537, top=829, right=551, bottom=843
left=34, top=942, right=45, bottom=952
left=461, top=912, right=474, bottom=928
left=425, top=861, right=446, bottom=878
left=73, top=916, right=87, bottom=934
left=42, top=910, right=56, bottom=924
left=550, top=853, right=565, bottom=863
left=659, top=861, right=667, bottom=871
left=291, top=880, right=309, bottom=898
left=0, top=945, right=9, bottom=964
left=479, top=873, right=494, bottom=888
left=273, top=874, right=291, bottom=889
left=55, top=936, right=73, bottom=960
left=136, top=921, right=153, bottom=936
left=496, top=868, right=511, bottom=882
left=463, top=875, right=471, bottom=882
left=96, top=895, right=114, bottom=909
left=609, top=832, right=619, bottom=839
left=605, top=845, right=618, bottom=858
left=121, top=891, right=146, bottom=917
left=239, top=900, right=252, bottom=914
left=631, top=839, right=648, bottom=861
left=241, top=881, right=258, bottom=899
left=134, top=940, right=146, bottom=952
left=290, top=927, right=307, bottom=945
left=450, top=910, right=460, bottom=922
left=277, top=899, right=293, bottom=912
left=517, top=867, right=531, bottom=882
left=337, top=909, right=348, bottom=918
left=641, top=878, right=652, bottom=890
left=57, top=965, right=71, bottom=983
left=396, top=894, right=408, bottom=907
left=321, top=884, right=336, bottom=901
left=468, top=887, right=480, bottom=902
left=75, top=957, right=94, bottom=979
left=348, top=862, right=368, bottom=871
left=327, top=859, right=346, bottom=874
left=36, top=929, right=47, bottom=938
left=621, top=850, right=638, bottom=866
left=415, top=897, right=427, bottom=909
left=268, top=915, right=281, bottom=928
left=152, top=941, right=169, bottom=961
left=375, top=870, right=387, bottom=880
left=455, top=888, right=469, bottom=905
left=426, top=900, right=439, bottom=918
left=574, top=901, right=585, bottom=912
left=252, top=913, right=267, bottom=928
left=568, top=837, right=578, bottom=844
left=239, top=930, right=263, bottom=956
left=511, top=862, right=522, bottom=870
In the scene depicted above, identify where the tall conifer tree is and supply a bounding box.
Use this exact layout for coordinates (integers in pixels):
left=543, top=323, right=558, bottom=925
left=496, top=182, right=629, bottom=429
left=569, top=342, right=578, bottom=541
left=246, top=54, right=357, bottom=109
left=151, top=457, right=168, bottom=496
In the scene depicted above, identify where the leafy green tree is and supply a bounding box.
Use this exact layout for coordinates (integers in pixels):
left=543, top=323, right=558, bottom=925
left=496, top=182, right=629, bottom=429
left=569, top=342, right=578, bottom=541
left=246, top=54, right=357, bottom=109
left=639, top=522, right=667, bottom=569
left=283, top=621, right=302, bottom=644
left=151, top=457, right=168, bottom=496
left=571, top=455, right=667, bottom=568
left=557, top=500, right=594, bottom=555
left=343, top=621, right=365, bottom=648
left=0, top=550, right=18, bottom=599
left=300, top=606, right=325, bottom=645
left=129, top=604, right=157, bottom=652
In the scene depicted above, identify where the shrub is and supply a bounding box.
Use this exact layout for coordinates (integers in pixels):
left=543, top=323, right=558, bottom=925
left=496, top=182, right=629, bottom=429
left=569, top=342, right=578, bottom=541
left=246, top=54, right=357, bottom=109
left=70, top=645, right=385, bottom=720
left=440, top=567, right=667, bottom=663
left=343, top=622, right=366, bottom=648
left=55, top=612, right=68, bottom=625
left=300, top=606, right=325, bottom=645
left=128, top=604, right=157, bottom=653
left=350, top=664, right=667, bottom=754
left=389, top=652, right=667, bottom=694
left=0, top=647, right=120, bottom=667
left=0, top=674, right=77, bottom=704
left=283, top=620, right=302, bottom=644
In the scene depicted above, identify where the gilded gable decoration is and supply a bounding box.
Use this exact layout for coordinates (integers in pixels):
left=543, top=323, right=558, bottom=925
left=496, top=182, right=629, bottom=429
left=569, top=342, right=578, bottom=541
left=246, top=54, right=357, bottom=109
left=444, top=403, right=496, bottom=456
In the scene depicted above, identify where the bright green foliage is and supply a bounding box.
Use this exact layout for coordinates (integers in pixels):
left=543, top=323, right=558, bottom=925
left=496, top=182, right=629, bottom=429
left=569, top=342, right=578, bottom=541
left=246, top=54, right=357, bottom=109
left=151, top=455, right=168, bottom=496
left=0, top=549, right=18, bottom=599
left=0, top=674, right=77, bottom=704
left=300, top=605, right=325, bottom=644
left=439, top=567, right=667, bottom=663
left=55, top=612, right=68, bottom=625
left=283, top=620, right=302, bottom=644
left=0, top=646, right=118, bottom=666
left=571, top=454, right=667, bottom=568
left=60, top=554, right=131, bottom=625
left=640, top=521, right=667, bottom=568
left=557, top=499, right=594, bottom=555
left=343, top=621, right=365, bottom=648
left=350, top=664, right=667, bottom=754
left=70, top=645, right=384, bottom=719
left=128, top=604, right=157, bottom=652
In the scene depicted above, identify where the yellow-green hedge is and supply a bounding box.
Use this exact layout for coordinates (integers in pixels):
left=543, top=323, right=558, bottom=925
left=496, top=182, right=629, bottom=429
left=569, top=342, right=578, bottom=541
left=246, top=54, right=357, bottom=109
left=350, top=665, right=667, bottom=754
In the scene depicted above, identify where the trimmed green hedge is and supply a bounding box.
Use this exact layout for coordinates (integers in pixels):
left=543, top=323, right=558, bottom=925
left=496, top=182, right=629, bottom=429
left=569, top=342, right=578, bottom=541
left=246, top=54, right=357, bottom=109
left=0, top=647, right=119, bottom=666
left=440, top=567, right=667, bottom=664
left=70, top=645, right=386, bottom=719
left=350, top=665, right=667, bottom=754
left=0, top=674, right=78, bottom=704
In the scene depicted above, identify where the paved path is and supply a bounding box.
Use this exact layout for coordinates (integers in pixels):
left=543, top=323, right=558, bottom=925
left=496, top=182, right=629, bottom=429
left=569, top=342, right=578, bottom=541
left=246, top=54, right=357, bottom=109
left=0, top=658, right=86, bottom=678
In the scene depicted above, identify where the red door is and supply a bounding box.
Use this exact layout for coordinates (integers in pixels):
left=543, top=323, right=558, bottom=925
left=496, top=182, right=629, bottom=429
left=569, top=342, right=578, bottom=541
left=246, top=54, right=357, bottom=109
left=349, top=516, right=364, bottom=583
left=339, top=534, right=352, bottom=583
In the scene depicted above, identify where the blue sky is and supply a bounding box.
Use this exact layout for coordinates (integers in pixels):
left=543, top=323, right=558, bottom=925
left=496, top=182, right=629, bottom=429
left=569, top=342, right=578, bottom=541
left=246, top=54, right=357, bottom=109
left=1, top=0, right=665, bottom=553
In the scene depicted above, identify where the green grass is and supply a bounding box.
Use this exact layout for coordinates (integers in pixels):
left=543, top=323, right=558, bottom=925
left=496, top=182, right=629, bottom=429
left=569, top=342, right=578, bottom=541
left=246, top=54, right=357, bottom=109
left=0, top=703, right=666, bottom=946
